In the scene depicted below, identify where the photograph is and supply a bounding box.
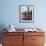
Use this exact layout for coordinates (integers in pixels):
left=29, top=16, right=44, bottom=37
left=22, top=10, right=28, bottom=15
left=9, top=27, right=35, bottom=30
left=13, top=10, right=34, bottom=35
left=19, top=5, right=34, bottom=23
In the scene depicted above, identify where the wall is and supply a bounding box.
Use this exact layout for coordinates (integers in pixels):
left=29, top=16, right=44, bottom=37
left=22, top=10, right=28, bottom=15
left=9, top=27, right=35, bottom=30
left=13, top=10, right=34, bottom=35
left=0, top=0, right=46, bottom=29
left=0, top=0, right=46, bottom=43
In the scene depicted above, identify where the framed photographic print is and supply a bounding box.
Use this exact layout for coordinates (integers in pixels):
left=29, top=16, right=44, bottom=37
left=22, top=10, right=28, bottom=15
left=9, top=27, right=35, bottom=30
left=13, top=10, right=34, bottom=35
left=19, top=5, right=34, bottom=23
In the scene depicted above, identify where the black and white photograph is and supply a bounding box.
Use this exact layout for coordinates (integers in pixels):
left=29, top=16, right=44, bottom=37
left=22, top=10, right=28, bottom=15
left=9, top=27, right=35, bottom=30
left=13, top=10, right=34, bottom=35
left=19, top=5, right=34, bottom=23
